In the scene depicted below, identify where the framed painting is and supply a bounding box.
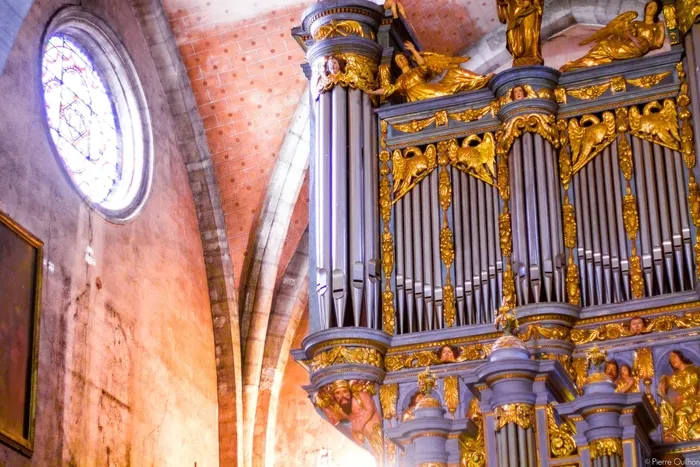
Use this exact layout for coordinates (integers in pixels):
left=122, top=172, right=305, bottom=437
left=0, top=211, right=42, bottom=457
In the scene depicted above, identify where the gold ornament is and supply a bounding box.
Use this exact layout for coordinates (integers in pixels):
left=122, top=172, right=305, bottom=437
left=570, top=357, right=588, bottom=391
left=496, top=0, right=544, bottom=66
left=566, top=82, right=610, bottom=100
left=555, top=87, right=567, bottom=104
left=566, top=255, right=581, bottom=306
left=386, top=438, right=397, bottom=464
left=499, top=210, right=513, bottom=258
left=677, top=63, right=697, bottom=170
left=497, top=148, right=510, bottom=201
left=444, top=284, right=456, bottom=328
left=384, top=343, right=491, bottom=371
left=495, top=403, right=535, bottom=431
left=382, top=290, right=395, bottom=335
left=501, top=262, right=517, bottom=312
left=658, top=350, right=700, bottom=442
left=558, top=119, right=573, bottom=189
left=611, top=76, right=627, bottom=93
left=561, top=2, right=665, bottom=71
left=617, top=135, right=634, bottom=181
left=444, top=376, right=459, bottom=418
left=380, top=122, right=396, bottom=335
left=393, top=116, right=439, bottom=134
left=546, top=405, right=577, bottom=458
left=447, top=134, right=497, bottom=186
left=629, top=253, right=645, bottom=299
left=519, top=324, right=570, bottom=342
left=628, top=100, right=681, bottom=151
left=570, top=310, right=700, bottom=344
left=459, top=399, right=486, bottom=467
left=677, top=0, right=700, bottom=34
left=497, top=113, right=559, bottom=156
left=380, top=384, right=399, bottom=420
left=626, top=71, right=672, bottom=88
left=371, top=41, right=491, bottom=102
left=312, top=20, right=371, bottom=41
left=449, top=105, right=492, bottom=123
left=568, top=112, right=617, bottom=174
left=562, top=202, right=577, bottom=249
left=392, top=145, right=437, bottom=202
left=589, top=438, right=623, bottom=459
left=314, top=53, right=378, bottom=95
left=623, top=192, right=640, bottom=241
left=308, top=346, right=384, bottom=372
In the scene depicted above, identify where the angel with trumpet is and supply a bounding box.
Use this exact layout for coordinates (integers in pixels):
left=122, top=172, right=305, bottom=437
left=368, top=41, right=493, bottom=102
left=561, top=1, right=665, bottom=72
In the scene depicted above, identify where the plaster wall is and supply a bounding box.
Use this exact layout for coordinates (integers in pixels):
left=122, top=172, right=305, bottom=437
left=0, top=1, right=219, bottom=465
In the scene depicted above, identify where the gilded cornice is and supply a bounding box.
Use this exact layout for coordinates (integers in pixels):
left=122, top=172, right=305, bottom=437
left=571, top=309, right=700, bottom=344
left=385, top=342, right=491, bottom=372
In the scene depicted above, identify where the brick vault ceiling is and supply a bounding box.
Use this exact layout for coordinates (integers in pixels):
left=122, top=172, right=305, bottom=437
left=162, top=0, right=495, bottom=290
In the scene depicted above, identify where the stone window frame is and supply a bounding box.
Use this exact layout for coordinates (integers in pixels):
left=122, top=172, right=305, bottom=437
left=40, top=6, right=154, bottom=223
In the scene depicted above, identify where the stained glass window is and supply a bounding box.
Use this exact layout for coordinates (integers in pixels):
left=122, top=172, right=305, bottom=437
left=42, top=35, right=121, bottom=204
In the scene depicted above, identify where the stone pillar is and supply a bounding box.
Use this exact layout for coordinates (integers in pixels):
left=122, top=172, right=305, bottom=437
left=558, top=348, right=659, bottom=467
left=298, top=0, right=384, bottom=332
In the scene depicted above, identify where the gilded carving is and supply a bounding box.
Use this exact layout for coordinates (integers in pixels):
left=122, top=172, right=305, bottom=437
left=499, top=210, right=513, bottom=258
left=444, top=284, right=456, bottom=328
left=385, top=438, right=397, bottom=464
left=689, top=176, right=700, bottom=226
left=313, top=20, right=370, bottom=41
left=314, top=53, right=378, bottom=95
left=617, top=136, right=634, bottom=181
left=459, top=398, right=486, bottom=467
left=447, top=134, right=496, bottom=186
left=570, top=310, right=700, bottom=344
left=497, top=113, right=559, bottom=156
left=393, top=116, right=438, bottom=134
left=629, top=253, right=645, bottom=299
left=628, top=100, right=681, bottom=151
left=392, top=145, right=437, bottom=202
left=568, top=112, right=617, bottom=174
left=659, top=350, right=700, bottom=442
left=501, top=263, right=517, bottom=312
left=623, top=192, right=640, bottom=240
left=497, top=148, right=510, bottom=201
left=554, top=86, right=567, bottom=104
left=444, top=376, right=459, bottom=418
left=566, top=255, right=581, bottom=306
left=562, top=202, right=576, bottom=250
left=611, top=76, right=627, bottom=93
left=449, top=105, right=492, bottom=123
left=371, top=41, right=492, bottom=102
left=384, top=343, right=490, bottom=371
left=384, top=0, right=406, bottom=19
left=382, top=290, right=395, bottom=335
left=677, top=0, right=700, bottom=34
left=589, top=438, right=623, bottom=459
left=677, top=63, right=697, bottom=170
left=560, top=2, right=666, bottom=71
left=495, top=403, right=535, bottom=431
left=545, top=405, right=577, bottom=458
left=627, top=71, right=672, bottom=88
left=309, top=346, right=383, bottom=372
left=519, top=324, right=570, bottom=342
left=571, top=357, right=588, bottom=391
left=566, top=82, right=610, bottom=100
left=438, top=168, right=452, bottom=212
left=379, top=384, right=398, bottom=421
left=558, top=119, right=572, bottom=189
left=316, top=380, right=384, bottom=457
left=380, top=122, right=396, bottom=335
left=633, top=347, right=658, bottom=409
left=496, top=0, right=543, bottom=66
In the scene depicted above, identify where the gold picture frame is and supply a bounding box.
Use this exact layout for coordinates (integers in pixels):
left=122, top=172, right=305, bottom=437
left=0, top=211, right=43, bottom=457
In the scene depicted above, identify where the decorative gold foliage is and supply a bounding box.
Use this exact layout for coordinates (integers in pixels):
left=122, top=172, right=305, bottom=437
left=444, top=376, right=459, bottom=418
left=499, top=210, right=513, bottom=257
left=676, top=0, right=700, bottom=34
left=379, top=384, right=398, bottom=420
left=567, top=82, right=610, bottom=100
left=677, top=63, right=697, bottom=170
left=447, top=134, right=496, bottom=186
left=392, top=117, right=438, bottom=134
left=566, top=255, right=581, bottom=306
left=568, top=112, right=617, bottom=174
left=313, top=20, right=370, bottom=40
left=314, top=53, right=378, bottom=95
left=379, top=121, right=395, bottom=335
left=448, top=104, right=492, bottom=123
left=519, top=325, right=570, bottom=341
left=382, top=290, right=395, bottom=335
left=563, top=202, right=576, bottom=249
left=309, top=346, right=383, bottom=372
left=546, top=405, right=577, bottom=458
left=501, top=263, right=517, bottom=312
left=570, top=310, right=700, bottom=344
left=391, top=145, right=437, bottom=202
left=495, top=403, right=535, bottom=432
left=623, top=192, right=640, bottom=241
left=589, top=438, right=623, bottom=460
left=444, top=284, right=456, bottom=328
left=384, top=343, right=491, bottom=371
left=558, top=119, right=572, bottom=189
left=628, top=100, right=681, bottom=151
left=626, top=71, right=671, bottom=88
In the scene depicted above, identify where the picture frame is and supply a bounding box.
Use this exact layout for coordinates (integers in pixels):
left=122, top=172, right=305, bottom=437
left=0, top=210, right=43, bottom=457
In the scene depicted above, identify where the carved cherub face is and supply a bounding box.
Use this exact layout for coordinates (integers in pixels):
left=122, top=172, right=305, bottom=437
left=395, top=54, right=410, bottom=72
left=512, top=86, right=526, bottom=100
left=333, top=387, right=352, bottom=413
left=629, top=316, right=645, bottom=335
left=439, top=345, right=456, bottom=362
left=605, top=361, right=619, bottom=380
left=326, top=57, right=341, bottom=75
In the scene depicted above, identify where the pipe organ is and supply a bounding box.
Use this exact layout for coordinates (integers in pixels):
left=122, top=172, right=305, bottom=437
left=292, top=1, right=700, bottom=466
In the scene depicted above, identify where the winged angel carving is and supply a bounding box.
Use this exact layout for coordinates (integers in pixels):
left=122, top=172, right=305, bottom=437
left=369, top=41, right=493, bottom=102
left=447, top=134, right=496, bottom=185
left=560, top=1, right=665, bottom=72
left=568, top=112, right=617, bottom=174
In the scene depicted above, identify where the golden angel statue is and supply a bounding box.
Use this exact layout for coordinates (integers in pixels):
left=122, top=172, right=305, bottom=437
left=316, top=380, right=384, bottom=456
left=496, top=0, right=544, bottom=66
left=658, top=350, right=700, bottom=442
left=561, top=1, right=665, bottom=72
left=369, top=41, right=492, bottom=102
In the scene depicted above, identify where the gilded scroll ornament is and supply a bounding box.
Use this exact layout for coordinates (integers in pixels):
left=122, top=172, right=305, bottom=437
left=628, top=100, right=681, bottom=151
left=314, top=53, right=378, bottom=95
left=499, top=210, right=513, bottom=258
left=496, top=0, right=543, bottom=66
left=313, top=20, right=370, bottom=41
left=447, top=134, right=496, bottom=186
left=545, top=405, right=577, bottom=458
left=677, top=0, right=700, bottom=34
left=571, top=357, right=588, bottom=391
left=519, top=324, right=569, bottom=342
left=371, top=41, right=492, bottom=103
left=659, top=350, right=700, bottom=442
left=392, top=145, right=437, bottom=202
left=444, top=376, right=459, bottom=418
left=589, top=438, right=623, bottom=459
left=568, top=112, right=617, bottom=174
left=316, top=380, right=384, bottom=457
left=448, top=105, right=492, bottom=123
left=309, top=346, right=383, bottom=372
left=566, top=82, right=610, bottom=100
left=459, top=398, right=486, bottom=467
left=393, top=116, right=438, bottom=134
left=380, top=384, right=399, bottom=421
left=497, top=113, right=559, bottom=156
left=566, top=255, right=581, bottom=306
left=495, top=403, right=535, bottom=431
left=384, top=343, right=490, bottom=371
left=627, top=71, right=672, bottom=88
left=560, top=2, right=665, bottom=71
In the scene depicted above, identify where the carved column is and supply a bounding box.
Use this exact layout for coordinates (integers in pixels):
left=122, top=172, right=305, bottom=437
left=298, top=0, right=384, bottom=331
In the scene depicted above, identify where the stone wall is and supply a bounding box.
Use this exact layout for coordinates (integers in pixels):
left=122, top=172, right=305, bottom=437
left=0, top=0, right=219, bottom=465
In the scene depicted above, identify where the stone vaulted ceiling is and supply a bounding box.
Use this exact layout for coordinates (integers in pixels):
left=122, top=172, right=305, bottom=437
left=161, top=0, right=499, bottom=294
